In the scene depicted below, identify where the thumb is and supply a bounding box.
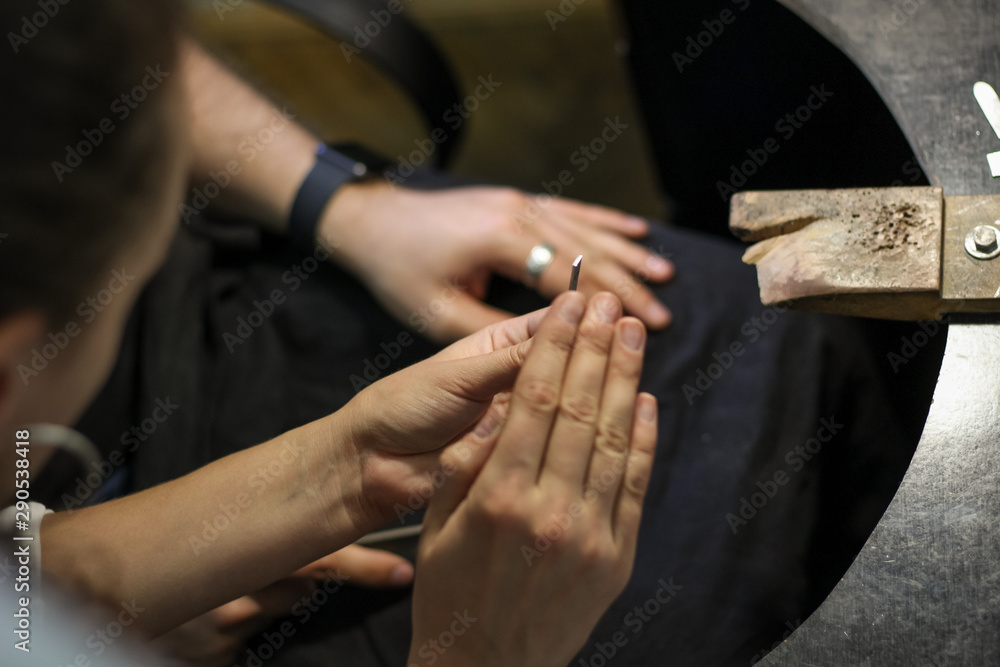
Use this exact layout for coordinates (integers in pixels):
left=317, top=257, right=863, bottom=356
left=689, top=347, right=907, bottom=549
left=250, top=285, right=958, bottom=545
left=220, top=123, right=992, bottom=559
left=424, top=292, right=513, bottom=344
left=298, top=545, right=414, bottom=587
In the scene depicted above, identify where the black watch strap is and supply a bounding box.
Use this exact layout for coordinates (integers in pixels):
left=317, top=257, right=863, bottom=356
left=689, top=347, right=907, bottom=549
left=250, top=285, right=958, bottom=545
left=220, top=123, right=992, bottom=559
left=288, top=143, right=372, bottom=252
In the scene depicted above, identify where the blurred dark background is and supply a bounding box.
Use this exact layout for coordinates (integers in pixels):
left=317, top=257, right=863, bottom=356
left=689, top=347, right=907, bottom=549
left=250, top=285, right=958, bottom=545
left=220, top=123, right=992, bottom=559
left=617, top=0, right=943, bottom=621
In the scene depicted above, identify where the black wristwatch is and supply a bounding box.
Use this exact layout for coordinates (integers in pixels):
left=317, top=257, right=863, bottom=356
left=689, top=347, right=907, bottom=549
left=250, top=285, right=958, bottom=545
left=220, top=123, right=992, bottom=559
left=287, top=142, right=392, bottom=252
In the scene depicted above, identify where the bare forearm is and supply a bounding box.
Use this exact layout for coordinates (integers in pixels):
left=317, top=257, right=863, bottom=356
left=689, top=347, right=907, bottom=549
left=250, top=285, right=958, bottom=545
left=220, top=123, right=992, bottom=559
left=40, top=412, right=375, bottom=635
left=181, top=38, right=317, bottom=231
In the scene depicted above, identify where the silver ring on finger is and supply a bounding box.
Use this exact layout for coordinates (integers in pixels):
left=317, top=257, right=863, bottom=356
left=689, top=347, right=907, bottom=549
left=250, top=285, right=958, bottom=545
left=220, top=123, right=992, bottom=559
left=525, top=242, right=556, bottom=287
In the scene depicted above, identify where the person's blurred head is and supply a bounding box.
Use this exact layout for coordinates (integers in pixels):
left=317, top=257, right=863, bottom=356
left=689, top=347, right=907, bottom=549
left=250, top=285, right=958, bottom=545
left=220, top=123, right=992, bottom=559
left=0, top=0, right=187, bottom=433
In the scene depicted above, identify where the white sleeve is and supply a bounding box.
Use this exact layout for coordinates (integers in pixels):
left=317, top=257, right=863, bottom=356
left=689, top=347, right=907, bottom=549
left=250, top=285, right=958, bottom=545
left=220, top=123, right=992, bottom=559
left=0, top=501, right=52, bottom=595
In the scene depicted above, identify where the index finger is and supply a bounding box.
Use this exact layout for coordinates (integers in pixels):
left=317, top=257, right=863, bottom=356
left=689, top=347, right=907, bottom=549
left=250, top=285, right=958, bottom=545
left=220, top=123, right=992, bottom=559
left=479, top=292, right=585, bottom=482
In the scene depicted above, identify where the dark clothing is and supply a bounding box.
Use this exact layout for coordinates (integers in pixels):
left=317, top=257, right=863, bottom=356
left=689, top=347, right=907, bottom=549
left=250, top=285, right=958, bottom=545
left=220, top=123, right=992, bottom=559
left=76, top=200, right=916, bottom=666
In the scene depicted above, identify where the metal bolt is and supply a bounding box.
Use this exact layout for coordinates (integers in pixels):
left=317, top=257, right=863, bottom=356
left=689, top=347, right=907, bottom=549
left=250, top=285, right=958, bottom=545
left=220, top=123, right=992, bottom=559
left=973, top=225, right=998, bottom=252
left=965, top=224, right=1000, bottom=260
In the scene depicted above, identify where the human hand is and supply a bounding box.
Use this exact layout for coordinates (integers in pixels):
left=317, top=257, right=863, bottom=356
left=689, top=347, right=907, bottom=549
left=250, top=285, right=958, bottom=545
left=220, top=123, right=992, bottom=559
left=406, top=291, right=658, bottom=667
left=342, top=307, right=550, bottom=525
left=152, top=545, right=413, bottom=666
left=320, top=182, right=673, bottom=343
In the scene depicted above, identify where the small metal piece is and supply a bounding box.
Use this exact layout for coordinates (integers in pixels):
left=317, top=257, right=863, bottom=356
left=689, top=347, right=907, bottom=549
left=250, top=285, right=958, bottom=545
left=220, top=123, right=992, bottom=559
left=569, top=254, right=583, bottom=290
left=973, top=82, right=1000, bottom=178
left=974, top=82, right=1000, bottom=139
left=525, top=243, right=556, bottom=286
left=988, top=152, right=1000, bottom=179
left=964, top=224, right=1000, bottom=259
left=935, top=196, right=1000, bottom=307
left=974, top=225, right=998, bottom=252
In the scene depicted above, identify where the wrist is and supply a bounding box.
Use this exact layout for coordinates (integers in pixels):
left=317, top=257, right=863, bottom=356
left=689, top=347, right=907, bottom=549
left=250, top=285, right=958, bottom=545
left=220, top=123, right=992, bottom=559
left=291, top=143, right=393, bottom=258
left=315, top=180, right=391, bottom=276
left=335, top=386, right=448, bottom=531
left=295, top=407, right=380, bottom=544
left=325, top=393, right=402, bottom=530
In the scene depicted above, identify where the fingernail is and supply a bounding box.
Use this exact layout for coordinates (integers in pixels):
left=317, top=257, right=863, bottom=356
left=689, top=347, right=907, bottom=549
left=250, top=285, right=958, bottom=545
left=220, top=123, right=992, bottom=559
left=648, top=302, right=670, bottom=327
left=595, top=293, right=620, bottom=323
left=639, top=395, right=657, bottom=423
left=647, top=255, right=671, bottom=274
left=627, top=216, right=648, bottom=229
left=473, top=410, right=501, bottom=439
left=621, top=320, right=645, bottom=351
left=560, top=293, right=585, bottom=323
left=390, top=563, right=414, bottom=586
